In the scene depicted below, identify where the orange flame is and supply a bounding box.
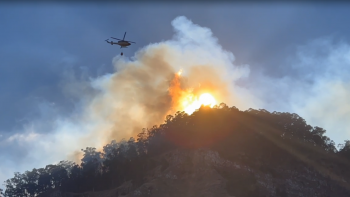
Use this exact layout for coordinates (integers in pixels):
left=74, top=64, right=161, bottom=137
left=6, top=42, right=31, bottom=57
left=169, top=70, right=217, bottom=114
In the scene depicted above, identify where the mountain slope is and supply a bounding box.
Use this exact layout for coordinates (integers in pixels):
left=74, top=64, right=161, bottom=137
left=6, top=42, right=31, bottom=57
left=5, top=105, right=350, bottom=197
left=48, top=148, right=350, bottom=197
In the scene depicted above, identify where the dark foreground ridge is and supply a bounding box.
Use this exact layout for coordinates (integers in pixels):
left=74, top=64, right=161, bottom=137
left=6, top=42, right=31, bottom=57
left=3, top=104, right=350, bottom=197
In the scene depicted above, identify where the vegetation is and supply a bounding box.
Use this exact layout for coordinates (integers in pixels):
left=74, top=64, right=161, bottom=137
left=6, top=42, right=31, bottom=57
left=3, top=104, right=350, bottom=196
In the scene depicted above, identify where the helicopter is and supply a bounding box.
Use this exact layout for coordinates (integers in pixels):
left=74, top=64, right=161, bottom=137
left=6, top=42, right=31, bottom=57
left=105, top=32, right=135, bottom=56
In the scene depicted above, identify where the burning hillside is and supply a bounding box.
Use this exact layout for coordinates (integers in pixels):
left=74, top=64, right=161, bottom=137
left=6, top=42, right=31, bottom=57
left=5, top=14, right=350, bottom=197
left=58, top=15, right=253, bottom=162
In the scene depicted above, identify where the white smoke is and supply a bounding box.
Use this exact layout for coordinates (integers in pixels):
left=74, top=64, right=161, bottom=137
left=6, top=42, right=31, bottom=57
left=286, top=38, right=350, bottom=144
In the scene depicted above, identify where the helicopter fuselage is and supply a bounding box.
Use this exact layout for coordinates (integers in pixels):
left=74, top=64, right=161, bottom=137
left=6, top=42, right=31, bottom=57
left=106, top=32, right=135, bottom=49
left=109, top=40, right=131, bottom=47
left=116, top=41, right=131, bottom=47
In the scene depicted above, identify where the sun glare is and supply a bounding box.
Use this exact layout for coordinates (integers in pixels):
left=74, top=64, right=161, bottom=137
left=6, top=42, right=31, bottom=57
left=182, top=93, right=217, bottom=114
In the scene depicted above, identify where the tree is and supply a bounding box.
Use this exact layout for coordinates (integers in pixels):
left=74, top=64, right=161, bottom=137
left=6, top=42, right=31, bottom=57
left=338, top=140, right=350, bottom=159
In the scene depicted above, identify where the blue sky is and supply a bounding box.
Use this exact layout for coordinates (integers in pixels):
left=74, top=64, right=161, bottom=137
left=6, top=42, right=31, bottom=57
left=1, top=2, right=350, bottom=188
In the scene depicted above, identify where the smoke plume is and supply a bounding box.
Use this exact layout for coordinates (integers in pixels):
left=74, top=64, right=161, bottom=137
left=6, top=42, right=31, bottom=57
left=0, top=16, right=253, bottom=186
left=75, top=16, right=253, bottom=150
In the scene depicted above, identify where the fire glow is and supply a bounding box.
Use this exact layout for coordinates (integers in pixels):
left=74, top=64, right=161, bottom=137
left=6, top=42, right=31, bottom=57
left=182, top=93, right=217, bottom=114
left=169, top=70, right=217, bottom=115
